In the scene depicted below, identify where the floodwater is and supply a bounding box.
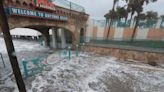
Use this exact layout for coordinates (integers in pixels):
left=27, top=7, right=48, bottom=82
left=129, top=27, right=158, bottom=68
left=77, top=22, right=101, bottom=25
left=29, top=52, right=164, bottom=92
left=0, top=37, right=164, bottom=92
left=0, top=37, right=50, bottom=92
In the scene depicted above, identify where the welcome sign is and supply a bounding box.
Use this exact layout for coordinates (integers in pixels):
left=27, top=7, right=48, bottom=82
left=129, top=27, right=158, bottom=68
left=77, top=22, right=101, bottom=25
left=7, top=7, right=68, bottom=21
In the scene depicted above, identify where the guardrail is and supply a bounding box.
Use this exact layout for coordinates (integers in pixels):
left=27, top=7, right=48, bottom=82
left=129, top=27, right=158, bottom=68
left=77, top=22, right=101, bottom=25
left=91, top=19, right=164, bottom=28
left=50, top=0, right=85, bottom=12
left=81, top=37, right=164, bottom=49
left=22, top=55, right=48, bottom=80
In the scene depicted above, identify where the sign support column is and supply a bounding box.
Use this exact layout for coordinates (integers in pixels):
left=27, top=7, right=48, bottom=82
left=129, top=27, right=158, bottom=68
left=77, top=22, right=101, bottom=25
left=52, top=27, right=57, bottom=48
left=61, top=28, right=66, bottom=49
left=0, top=1, right=26, bottom=92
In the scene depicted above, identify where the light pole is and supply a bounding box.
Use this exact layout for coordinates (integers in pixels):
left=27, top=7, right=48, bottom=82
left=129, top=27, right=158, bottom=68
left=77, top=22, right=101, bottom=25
left=68, top=46, right=71, bottom=60
left=0, top=1, right=27, bottom=92
left=76, top=44, right=79, bottom=57
left=82, top=43, right=85, bottom=53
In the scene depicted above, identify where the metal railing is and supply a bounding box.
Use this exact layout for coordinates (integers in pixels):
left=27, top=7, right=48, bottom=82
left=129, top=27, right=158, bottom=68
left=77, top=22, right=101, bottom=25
left=50, top=0, right=85, bottom=12
left=81, top=37, right=164, bottom=49
left=91, top=19, right=164, bottom=28
left=22, top=55, right=48, bottom=80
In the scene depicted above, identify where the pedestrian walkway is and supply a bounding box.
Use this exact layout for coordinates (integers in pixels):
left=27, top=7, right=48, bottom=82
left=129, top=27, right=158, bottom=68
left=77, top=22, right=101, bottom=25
left=87, top=43, right=164, bottom=53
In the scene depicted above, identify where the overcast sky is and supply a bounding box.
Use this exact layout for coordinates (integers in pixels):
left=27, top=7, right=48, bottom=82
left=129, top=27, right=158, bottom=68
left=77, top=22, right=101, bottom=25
left=68, top=0, right=164, bottom=19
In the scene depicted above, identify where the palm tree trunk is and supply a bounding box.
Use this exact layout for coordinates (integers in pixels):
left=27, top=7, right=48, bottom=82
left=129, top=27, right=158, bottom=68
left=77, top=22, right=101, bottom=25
left=112, top=4, right=115, bottom=11
left=105, top=19, right=108, bottom=39
left=131, top=14, right=140, bottom=42
left=107, top=19, right=113, bottom=39
left=106, top=0, right=116, bottom=39
left=129, top=13, right=133, bottom=26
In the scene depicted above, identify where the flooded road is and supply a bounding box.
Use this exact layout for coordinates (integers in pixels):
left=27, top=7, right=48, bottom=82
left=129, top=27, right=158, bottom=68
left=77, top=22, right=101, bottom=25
left=0, top=37, right=50, bottom=69
left=0, top=37, right=51, bottom=92
left=0, top=37, right=164, bottom=92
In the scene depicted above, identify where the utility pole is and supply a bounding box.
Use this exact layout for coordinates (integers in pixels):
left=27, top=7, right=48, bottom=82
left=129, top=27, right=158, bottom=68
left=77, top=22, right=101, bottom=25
left=0, top=0, right=27, bottom=92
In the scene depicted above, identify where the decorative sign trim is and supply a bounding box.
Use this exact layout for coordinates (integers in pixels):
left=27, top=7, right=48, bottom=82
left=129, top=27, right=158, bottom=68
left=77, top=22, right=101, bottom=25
left=32, top=0, right=56, bottom=11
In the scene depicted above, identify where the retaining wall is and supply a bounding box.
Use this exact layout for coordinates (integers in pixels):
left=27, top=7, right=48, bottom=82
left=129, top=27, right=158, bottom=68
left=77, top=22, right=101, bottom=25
left=83, top=45, right=164, bottom=64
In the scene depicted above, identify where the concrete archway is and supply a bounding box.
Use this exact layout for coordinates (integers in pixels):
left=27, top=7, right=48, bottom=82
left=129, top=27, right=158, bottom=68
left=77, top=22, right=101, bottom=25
left=23, top=25, right=76, bottom=49
left=1, top=23, right=79, bottom=49
left=49, top=26, right=76, bottom=49
left=1, top=0, right=89, bottom=49
left=7, top=14, right=87, bottom=48
left=24, top=26, right=51, bottom=47
left=10, top=28, right=42, bottom=40
left=9, top=27, right=49, bottom=47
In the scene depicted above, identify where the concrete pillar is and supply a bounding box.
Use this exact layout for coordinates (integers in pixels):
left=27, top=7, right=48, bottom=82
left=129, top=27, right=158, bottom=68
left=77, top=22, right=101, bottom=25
left=115, top=21, right=118, bottom=27
left=130, top=19, right=135, bottom=28
left=52, top=27, right=57, bottom=48
left=86, top=19, right=94, bottom=42
left=44, top=32, right=50, bottom=47
left=72, top=28, right=80, bottom=50
left=43, top=35, right=50, bottom=47
left=155, top=18, right=162, bottom=29
left=41, top=28, right=50, bottom=47
left=60, top=28, right=66, bottom=48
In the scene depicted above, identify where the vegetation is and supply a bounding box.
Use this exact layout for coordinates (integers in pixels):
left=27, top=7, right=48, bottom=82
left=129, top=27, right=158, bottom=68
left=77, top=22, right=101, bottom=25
left=104, top=0, right=158, bottom=41
left=160, top=15, right=164, bottom=19
left=134, top=11, right=158, bottom=28
left=104, top=0, right=119, bottom=39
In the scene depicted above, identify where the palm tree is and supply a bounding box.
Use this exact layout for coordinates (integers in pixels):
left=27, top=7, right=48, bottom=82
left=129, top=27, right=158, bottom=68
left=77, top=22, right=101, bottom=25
left=105, top=0, right=119, bottom=39
left=126, top=0, right=158, bottom=42
left=146, top=11, right=158, bottom=20
left=138, top=13, right=147, bottom=20
left=117, top=6, right=128, bottom=24
left=113, top=0, right=119, bottom=11
left=161, top=15, right=164, bottom=19
left=104, top=12, right=110, bottom=29
left=145, top=11, right=158, bottom=28
left=127, top=6, right=135, bottom=24
left=134, top=13, right=146, bottom=28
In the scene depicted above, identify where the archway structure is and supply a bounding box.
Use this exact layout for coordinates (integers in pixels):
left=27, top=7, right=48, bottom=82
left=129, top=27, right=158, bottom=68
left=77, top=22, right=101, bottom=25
left=0, top=0, right=89, bottom=48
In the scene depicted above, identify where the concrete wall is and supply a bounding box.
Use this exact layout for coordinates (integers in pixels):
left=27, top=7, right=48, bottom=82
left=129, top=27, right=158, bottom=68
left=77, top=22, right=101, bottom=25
left=86, top=19, right=164, bottom=41
left=83, top=45, right=164, bottom=64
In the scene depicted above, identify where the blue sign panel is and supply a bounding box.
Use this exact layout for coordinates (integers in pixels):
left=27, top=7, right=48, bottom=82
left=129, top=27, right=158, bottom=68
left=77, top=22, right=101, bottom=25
left=7, top=7, right=68, bottom=21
